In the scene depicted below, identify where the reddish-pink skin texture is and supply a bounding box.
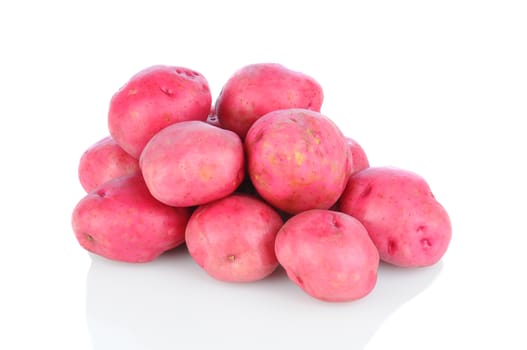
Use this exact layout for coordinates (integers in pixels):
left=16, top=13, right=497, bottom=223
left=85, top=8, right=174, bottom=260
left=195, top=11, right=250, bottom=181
left=245, top=108, right=351, bottom=214
left=78, top=136, right=140, bottom=192
left=216, top=63, right=323, bottom=139
left=339, top=167, right=452, bottom=267
left=71, top=174, right=191, bottom=263
left=185, top=194, right=283, bottom=282
left=346, top=137, right=370, bottom=175
left=108, top=65, right=212, bottom=158
left=140, top=121, right=245, bottom=207
left=275, top=209, right=379, bottom=302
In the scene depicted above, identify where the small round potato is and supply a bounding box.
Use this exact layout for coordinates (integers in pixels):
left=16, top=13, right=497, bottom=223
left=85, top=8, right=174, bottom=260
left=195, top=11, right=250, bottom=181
left=78, top=136, right=140, bottom=193
left=71, top=174, right=190, bottom=263
left=275, top=209, right=379, bottom=302
left=185, top=194, right=283, bottom=282
left=140, top=121, right=245, bottom=207
left=339, top=167, right=452, bottom=267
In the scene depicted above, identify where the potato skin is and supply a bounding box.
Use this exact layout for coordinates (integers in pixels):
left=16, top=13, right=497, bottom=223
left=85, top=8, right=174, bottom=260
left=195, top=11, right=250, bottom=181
left=216, top=63, right=323, bottom=138
left=245, top=108, right=350, bottom=214
left=71, top=174, right=190, bottom=263
left=108, top=65, right=212, bottom=158
left=345, top=137, right=370, bottom=175
left=140, top=121, right=245, bottom=207
left=78, top=136, right=140, bottom=192
left=185, top=194, right=283, bottom=282
left=275, top=209, right=379, bottom=302
left=339, top=167, right=452, bottom=267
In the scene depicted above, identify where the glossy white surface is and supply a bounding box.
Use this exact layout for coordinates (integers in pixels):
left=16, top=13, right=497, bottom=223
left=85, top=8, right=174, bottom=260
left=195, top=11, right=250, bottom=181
left=1, top=1, right=526, bottom=349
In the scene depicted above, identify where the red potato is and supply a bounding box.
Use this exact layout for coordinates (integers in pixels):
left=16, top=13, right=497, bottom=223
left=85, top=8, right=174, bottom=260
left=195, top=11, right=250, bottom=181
left=245, top=108, right=350, bottom=214
left=216, top=63, right=323, bottom=138
left=346, top=137, right=370, bottom=175
left=339, top=167, right=452, bottom=267
left=185, top=194, right=283, bottom=282
left=140, top=121, right=245, bottom=207
left=71, top=174, right=190, bottom=263
left=108, top=65, right=212, bottom=158
left=275, top=209, right=379, bottom=302
left=78, top=136, right=140, bottom=192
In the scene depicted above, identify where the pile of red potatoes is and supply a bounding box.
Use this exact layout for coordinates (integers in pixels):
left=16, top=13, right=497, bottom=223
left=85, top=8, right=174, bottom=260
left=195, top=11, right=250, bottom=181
left=72, top=63, right=452, bottom=302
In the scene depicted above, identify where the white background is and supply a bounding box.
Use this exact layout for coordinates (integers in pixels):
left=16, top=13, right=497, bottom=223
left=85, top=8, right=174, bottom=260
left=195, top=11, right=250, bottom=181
left=1, top=1, right=526, bottom=349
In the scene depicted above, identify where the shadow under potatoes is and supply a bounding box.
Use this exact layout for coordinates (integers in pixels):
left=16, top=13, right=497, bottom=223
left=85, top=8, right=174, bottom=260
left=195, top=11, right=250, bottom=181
left=86, top=245, right=443, bottom=350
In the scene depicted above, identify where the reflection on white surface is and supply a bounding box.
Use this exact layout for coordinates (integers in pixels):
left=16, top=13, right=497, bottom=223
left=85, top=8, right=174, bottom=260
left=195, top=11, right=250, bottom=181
left=86, top=245, right=443, bottom=350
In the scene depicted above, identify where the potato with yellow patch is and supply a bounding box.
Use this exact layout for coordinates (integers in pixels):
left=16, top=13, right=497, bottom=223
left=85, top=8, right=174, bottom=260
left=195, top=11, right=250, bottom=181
left=245, top=109, right=350, bottom=214
left=140, top=121, right=245, bottom=207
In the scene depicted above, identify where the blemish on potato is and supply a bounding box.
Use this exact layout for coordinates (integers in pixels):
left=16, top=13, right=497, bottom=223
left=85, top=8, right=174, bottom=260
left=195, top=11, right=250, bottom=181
left=199, top=166, right=213, bottom=180
left=331, top=272, right=355, bottom=286
left=335, top=272, right=347, bottom=281
left=360, top=184, right=373, bottom=198
left=85, top=233, right=94, bottom=242
left=160, top=86, right=175, bottom=97
left=228, top=255, right=236, bottom=262
left=293, top=273, right=304, bottom=287
left=331, top=214, right=342, bottom=229
left=322, top=231, right=343, bottom=242
left=294, top=151, right=304, bottom=166
left=253, top=131, right=265, bottom=144
left=307, top=128, right=321, bottom=144
left=421, top=238, right=432, bottom=249
left=330, top=278, right=346, bottom=288
left=253, top=174, right=267, bottom=187
left=127, top=89, right=138, bottom=95
left=387, top=239, right=397, bottom=255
